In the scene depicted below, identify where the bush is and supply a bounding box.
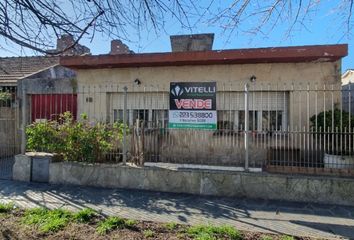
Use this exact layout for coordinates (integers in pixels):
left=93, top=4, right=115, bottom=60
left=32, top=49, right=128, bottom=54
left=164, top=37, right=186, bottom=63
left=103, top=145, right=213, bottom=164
left=26, top=112, right=127, bottom=162
left=310, top=109, right=354, bottom=155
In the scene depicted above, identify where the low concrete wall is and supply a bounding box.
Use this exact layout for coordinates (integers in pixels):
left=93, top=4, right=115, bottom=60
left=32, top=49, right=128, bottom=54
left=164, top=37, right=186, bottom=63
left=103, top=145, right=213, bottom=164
left=49, top=162, right=354, bottom=206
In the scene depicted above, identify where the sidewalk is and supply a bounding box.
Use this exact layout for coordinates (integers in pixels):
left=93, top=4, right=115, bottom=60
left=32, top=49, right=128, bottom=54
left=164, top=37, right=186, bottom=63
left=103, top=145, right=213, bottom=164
left=0, top=180, right=353, bottom=239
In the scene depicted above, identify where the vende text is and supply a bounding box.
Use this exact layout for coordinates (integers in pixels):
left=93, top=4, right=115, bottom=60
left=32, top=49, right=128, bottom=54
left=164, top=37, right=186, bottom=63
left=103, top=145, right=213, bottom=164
left=174, top=99, right=212, bottom=109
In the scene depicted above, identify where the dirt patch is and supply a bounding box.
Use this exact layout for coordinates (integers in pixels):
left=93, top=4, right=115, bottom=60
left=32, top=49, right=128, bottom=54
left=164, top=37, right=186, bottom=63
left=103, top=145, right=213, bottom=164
left=0, top=210, right=312, bottom=240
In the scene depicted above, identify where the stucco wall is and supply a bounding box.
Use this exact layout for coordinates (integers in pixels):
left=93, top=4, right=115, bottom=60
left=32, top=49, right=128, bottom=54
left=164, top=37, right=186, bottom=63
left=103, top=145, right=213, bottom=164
left=75, top=61, right=341, bottom=128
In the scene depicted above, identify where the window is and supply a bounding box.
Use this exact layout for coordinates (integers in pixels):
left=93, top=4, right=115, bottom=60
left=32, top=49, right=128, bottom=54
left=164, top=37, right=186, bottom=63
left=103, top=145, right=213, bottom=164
left=113, top=109, right=124, bottom=122
left=217, top=110, right=237, bottom=130
left=152, top=110, right=168, bottom=128
left=239, top=111, right=258, bottom=131
left=262, top=111, right=282, bottom=131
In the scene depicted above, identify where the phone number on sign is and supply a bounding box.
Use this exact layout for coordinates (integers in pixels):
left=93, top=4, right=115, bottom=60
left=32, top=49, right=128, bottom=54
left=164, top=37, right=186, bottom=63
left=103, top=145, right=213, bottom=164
left=173, top=112, right=213, bottom=118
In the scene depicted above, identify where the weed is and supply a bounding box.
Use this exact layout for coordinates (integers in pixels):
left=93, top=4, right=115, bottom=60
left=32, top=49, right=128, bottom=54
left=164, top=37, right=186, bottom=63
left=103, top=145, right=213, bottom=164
left=96, top=216, right=126, bottom=234
left=0, top=202, right=14, bottom=213
left=165, top=222, right=178, bottom=230
left=22, top=208, right=73, bottom=233
left=143, top=229, right=154, bottom=238
left=261, top=235, right=273, bottom=240
left=124, top=219, right=138, bottom=227
left=187, top=224, right=241, bottom=240
left=73, top=208, right=96, bottom=223
left=281, top=236, right=295, bottom=240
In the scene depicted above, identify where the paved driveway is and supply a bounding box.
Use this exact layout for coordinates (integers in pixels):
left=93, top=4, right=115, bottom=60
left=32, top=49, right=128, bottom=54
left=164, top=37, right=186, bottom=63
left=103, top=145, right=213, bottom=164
left=0, top=180, right=353, bottom=239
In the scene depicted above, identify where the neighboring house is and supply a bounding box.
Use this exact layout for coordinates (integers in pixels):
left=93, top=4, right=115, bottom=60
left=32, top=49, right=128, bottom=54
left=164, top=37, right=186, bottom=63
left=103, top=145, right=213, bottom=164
left=60, top=34, right=348, bottom=166
left=0, top=35, right=89, bottom=156
left=342, top=69, right=354, bottom=114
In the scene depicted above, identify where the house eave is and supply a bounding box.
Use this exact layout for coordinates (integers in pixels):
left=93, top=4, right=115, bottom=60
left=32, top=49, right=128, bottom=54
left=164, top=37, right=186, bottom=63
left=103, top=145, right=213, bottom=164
left=60, top=44, right=348, bottom=70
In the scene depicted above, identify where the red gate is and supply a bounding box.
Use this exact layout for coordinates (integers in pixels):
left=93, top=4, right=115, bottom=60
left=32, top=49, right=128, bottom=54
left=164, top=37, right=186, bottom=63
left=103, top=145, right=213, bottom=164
left=31, top=94, right=77, bottom=121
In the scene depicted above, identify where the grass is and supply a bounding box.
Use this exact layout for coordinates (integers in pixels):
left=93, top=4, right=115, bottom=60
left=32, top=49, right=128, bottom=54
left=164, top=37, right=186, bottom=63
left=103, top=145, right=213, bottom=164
left=143, top=229, right=155, bottom=238
left=97, top=216, right=129, bottom=234
left=22, top=208, right=73, bottom=233
left=261, top=236, right=274, bottom=240
left=124, top=219, right=138, bottom=227
left=0, top=202, right=14, bottom=214
left=281, top=236, right=295, bottom=240
left=73, top=208, right=96, bottom=223
left=187, top=224, right=242, bottom=240
left=164, top=222, right=178, bottom=230
left=2, top=206, right=304, bottom=239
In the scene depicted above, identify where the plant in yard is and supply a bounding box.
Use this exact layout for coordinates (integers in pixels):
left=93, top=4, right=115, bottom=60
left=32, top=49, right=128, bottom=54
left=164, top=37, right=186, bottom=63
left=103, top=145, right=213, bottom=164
left=164, top=222, right=178, bottom=230
left=0, top=202, right=14, bottom=213
left=96, top=216, right=126, bottom=234
left=22, top=208, right=73, bottom=233
left=280, top=236, right=294, bottom=240
left=124, top=219, right=138, bottom=228
left=26, top=111, right=128, bottom=162
left=0, top=91, right=11, bottom=103
left=26, top=120, right=63, bottom=153
left=73, top=208, right=96, bottom=223
left=261, top=236, right=273, bottom=240
left=143, top=229, right=155, bottom=238
left=187, top=224, right=242, bottom=240
left=310, top=109, right=354, bottom=155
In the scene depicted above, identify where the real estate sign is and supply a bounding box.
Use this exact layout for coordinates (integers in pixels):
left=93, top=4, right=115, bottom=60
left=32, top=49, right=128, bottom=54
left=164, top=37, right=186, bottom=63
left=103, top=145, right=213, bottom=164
left=169, top=82, right=217, bottom=130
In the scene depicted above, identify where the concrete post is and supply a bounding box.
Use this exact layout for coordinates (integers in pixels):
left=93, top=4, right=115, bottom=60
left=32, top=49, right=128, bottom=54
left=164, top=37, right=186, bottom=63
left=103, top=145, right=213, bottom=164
left=21, top=86, right=27, bottom=154
left=244, top=83, right=249, bottom=171
left=122, top=86, right=128, bottom=164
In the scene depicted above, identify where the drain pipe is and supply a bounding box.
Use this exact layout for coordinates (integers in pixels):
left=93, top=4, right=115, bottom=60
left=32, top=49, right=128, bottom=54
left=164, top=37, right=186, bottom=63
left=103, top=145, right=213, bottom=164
left=244, top=83, right=249, bottom=171
left=122, top=86, right=128, bottom=165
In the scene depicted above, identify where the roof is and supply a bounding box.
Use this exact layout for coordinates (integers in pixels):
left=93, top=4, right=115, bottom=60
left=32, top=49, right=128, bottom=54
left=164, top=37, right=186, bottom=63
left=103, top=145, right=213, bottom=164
left=60, top=44, right=348, bottom=70
left=0, top=56, right=59, bottom=86
left=342, top=69, right=354, bottom=78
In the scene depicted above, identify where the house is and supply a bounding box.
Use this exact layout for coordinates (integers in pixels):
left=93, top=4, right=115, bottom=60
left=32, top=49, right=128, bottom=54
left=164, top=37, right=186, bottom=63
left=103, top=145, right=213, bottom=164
left=59, top=34, right=348, bottom=167
left=0, top=35, right=89, bottom=158
left=342, top=69, right=354, bottom=114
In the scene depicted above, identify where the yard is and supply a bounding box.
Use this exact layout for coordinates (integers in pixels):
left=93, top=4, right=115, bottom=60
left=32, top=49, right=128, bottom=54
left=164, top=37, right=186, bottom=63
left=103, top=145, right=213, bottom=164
left=0, top=203, right=310, bottom=240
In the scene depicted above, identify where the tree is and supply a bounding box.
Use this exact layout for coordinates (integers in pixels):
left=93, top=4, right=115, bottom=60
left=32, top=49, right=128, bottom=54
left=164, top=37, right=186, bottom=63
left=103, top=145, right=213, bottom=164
left=0, top=0, right=353, bottom=54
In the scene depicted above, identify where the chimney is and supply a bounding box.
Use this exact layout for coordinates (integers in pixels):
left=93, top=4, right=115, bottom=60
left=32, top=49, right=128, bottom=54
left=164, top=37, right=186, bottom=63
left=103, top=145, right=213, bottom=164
left=170, top=33, right=214, bottom=52
left=110, top=40, right=133, bottom=55
left=54, top=34, right=90, bottom=56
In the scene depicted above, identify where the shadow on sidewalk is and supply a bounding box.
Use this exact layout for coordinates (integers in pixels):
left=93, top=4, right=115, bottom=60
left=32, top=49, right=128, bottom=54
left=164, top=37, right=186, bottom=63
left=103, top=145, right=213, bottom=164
left=0, top=180, right=354, bottom=238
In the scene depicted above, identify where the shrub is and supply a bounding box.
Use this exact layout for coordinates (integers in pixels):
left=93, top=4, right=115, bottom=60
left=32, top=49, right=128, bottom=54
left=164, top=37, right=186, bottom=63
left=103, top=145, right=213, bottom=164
left=26, top=112, right=127, bottom=162
left=310, top=109, right=354, bottom=155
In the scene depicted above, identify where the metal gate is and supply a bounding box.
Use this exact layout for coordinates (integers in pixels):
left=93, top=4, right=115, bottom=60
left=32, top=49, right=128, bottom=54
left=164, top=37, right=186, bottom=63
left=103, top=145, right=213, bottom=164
left=0, top=100, right=18, bottom=180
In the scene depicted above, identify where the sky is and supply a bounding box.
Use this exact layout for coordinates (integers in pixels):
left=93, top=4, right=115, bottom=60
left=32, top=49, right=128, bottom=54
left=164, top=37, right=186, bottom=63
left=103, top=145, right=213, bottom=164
left=0, top=0, right=353, bottom=73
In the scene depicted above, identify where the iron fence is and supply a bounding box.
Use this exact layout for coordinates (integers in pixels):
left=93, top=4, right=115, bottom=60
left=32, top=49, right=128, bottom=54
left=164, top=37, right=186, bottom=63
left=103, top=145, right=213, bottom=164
left=19, top=82, right=354, bottom=176
left=0, top=87, right=19, bottom=179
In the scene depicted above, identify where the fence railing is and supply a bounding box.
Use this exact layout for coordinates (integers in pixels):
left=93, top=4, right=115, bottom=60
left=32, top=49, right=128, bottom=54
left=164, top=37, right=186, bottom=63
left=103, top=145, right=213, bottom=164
left=19, top=82, right=354, bottom=176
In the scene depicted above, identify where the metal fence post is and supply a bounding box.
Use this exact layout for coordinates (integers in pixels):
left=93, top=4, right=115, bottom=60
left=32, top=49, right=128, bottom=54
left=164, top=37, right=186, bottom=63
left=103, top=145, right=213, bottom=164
left=20, top=86, right=27, bottom=154
left=122, top=86, right=128, bottom=164
left=244, top=83, right=249, bottom=171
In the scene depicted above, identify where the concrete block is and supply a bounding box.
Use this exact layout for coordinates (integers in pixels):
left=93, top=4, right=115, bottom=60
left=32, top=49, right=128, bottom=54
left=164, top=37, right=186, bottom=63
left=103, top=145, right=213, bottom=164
left=13, top=154, right=31, bottom=182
